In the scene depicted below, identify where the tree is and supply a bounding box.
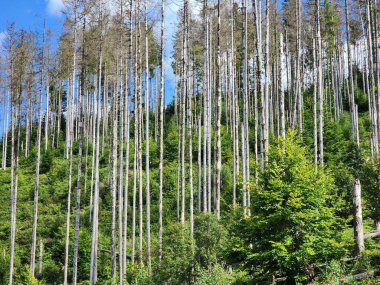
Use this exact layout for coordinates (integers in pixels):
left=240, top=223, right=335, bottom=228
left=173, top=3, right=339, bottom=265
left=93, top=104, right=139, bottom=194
left=72, top=10, right=86, bottom=285
left=30, top=27, right=43, bottom=278
left=315, top=0, right=324, bottom=165
left=158, top=0, right=165, bottom=262
left=144, top=0, right=151, bottom=270
left=228, top=134, right=345, bottom=282
left=215, top=0, right=221, bottom=221
left=89, top=2, right=104, bottom=282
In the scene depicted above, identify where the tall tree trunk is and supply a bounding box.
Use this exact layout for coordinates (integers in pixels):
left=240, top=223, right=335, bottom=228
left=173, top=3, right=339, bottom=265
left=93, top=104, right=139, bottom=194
left=123, top=0, right=133, bottom=275
left=203, top=0, right=210, bottom=213
left=64, top=77, right=75, bottom=285
left=111, top=67, right=119, bottom=282
left=263, top=0, right=270, bottom=167
left=279, top=32, right=285, bottom=139
left=144, top=1, right=151, bottom=269
left=30, top=28, right=45, bottom=277
left=73, top=17, right=86, bottom=284
left=64, top=2, right=77, bottom=282
left=346, top=0, right=359, bottom=145
left=315, top=0, right=324, bottom=165
left=180, top=0, right=187, bottom=224
left=9, top=85, right=17, bottom=285
left=137, top=1, right=144, bottom=263
left=313, top=38, right=318, bottom=168
left=89, top=10, right=103, bottom=281
left=242, top=0, right=250, bottom=213
left=215, top=0, right=221, bottom=221
left=158, top=0, right=165, bottom=261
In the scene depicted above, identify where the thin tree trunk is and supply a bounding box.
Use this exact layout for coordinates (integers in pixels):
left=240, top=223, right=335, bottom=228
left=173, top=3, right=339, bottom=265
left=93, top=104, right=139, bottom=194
left=73, top=17, right=86, bottom=284
left=158, top=0, right=165, bottom=261
left=89, top=11, right=103, bottom=281
left=180, top=1, right=187, bottom=224
left=316, top=0, right=324, bottom=165
left=144, top=1, right=151, bottom=268
left=30, top=28, right=45, bottom=277
left=279, top=32, right=285, bottom=139
left=215, top=0, right=221, bottom=221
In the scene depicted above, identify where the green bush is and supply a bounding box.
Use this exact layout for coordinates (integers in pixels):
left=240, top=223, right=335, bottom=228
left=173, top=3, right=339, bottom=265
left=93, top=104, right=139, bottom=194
left=194, top=264, right=234, bottom=285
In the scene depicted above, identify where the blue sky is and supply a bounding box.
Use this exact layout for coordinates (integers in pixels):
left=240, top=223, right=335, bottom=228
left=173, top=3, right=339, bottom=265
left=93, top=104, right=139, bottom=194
left=0, top=0, right=181, bottom=105
left=0, top=0, right=64, bottom=38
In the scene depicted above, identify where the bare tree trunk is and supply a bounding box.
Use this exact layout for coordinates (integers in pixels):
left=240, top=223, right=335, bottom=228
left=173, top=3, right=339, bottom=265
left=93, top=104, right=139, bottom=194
left=25, top=88, right=31, bottom=157
left=353, top=179, right=364, bottom=255
left=263, top=0, right=270, bottom=167
left=123, top=0, right=133, bottom=274
left=38, top=240, right=43, bottom=276
left=180, top=1, right=187, bottom=224
left=64, top=77, right=75, bottom=285
left=131, top=1, right=139, bottom=262
left=111, top=68, right=119, bottom=282
left=30, top=31, right=45, bottom=276
left=89, top=86, right=97, bottom=223
left=137, top=2, right=144, bottom=263
left=44, top=75, right=50, bottom=151
left=56, top=82, right=62, bottom=148
left=313, top=38, right=318, bottom=168
left=279, top=32, right=285, bottom=139
left=295, top=0, right=303, bottom=134
left=144, top=1, right=151, bottom=269
left=117, top=55, right=125, bottom=285
left=11, top=82, right=22, bottom=285
left=185, top=22, right=194, bottom=238
left=345, top=0, right=359, bottom=145
left=215, top=0, right=221, bottom=220
left=158, top=0, right=165, bottom=261
left=197, top=115, right=202, bottom=211
left=203, top=0, right=209, bottom=213
left=73, top=17, right=86, bottom=284
left=315, top=0, right=324, bottom=165
left=2, top=96, right=9, bottom=170
left=123, top=62, right=130, bottom=278
left=242, top=0, right=250, bottom=213
left=9, top=92, right=17, bottom=285
left=89, top=9, right=103, bottom=281
left=64, top=2, right=77, bottom=282
left=230, top=0, right=237, bottom=206
left=131, top=140, right=137, bottom=263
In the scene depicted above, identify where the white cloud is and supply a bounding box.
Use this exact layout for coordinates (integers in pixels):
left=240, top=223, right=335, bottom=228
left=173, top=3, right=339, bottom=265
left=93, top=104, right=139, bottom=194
left=46, top=0, right=65, bottom=16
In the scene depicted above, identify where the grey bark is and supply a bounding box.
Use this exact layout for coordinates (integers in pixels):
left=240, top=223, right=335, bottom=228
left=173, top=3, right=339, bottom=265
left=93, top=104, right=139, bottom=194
left=353, top=179, right=364, bottom=255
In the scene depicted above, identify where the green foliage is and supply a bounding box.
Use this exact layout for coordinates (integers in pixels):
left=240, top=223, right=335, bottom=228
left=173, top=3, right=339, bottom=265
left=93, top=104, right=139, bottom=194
left=17, top=265, right=45, bottom=285
left=228, top=134, right=346, bottom=283
left=194, top=213, right=226, bottom=270
left=125, top=264, right=153, bottom=285
left=360, top=160, right=380, bottom=222
left=0, top=245, right=8, bottom=284
left=40, top=150, right=53, bottom=174
left=152, top=223, right=194, bottom=285
left=2, top=66, right=380, bottom=284
left=324, top=0, right=339, bottom=54
left=194, top=264, right=234, bottom=285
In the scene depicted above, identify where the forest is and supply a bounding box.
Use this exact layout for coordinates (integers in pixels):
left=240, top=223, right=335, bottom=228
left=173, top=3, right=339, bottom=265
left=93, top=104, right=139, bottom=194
left=1, top=0, right=380, bottom=284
